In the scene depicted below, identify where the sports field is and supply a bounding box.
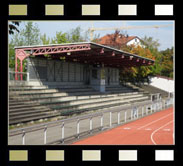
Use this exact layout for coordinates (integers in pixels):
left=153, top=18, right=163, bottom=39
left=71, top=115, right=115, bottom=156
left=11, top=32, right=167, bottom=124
left=72, top=107, right=174, bottom=145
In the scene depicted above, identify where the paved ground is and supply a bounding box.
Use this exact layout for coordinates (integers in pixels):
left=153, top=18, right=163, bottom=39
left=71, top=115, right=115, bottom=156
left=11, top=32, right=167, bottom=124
left=72, top=107, right=174, bottom=145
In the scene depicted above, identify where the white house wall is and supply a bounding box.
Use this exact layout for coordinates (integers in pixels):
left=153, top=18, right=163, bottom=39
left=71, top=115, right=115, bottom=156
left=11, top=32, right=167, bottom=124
left=127, top=38, right=143, bottom=47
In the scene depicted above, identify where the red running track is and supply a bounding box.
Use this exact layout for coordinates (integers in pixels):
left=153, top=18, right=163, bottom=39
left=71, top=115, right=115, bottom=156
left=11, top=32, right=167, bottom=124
left=72, top=107, right=174, bottom=145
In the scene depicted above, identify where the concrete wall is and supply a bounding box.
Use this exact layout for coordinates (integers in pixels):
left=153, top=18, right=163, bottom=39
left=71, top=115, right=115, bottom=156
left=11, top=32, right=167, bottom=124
left=28, top=57, right=119, bottom=87
left=149, top=76, right=174, bottom=93
left=28, top=57, right=84, bottom=86
left=105, top=68, right=119, bottom=86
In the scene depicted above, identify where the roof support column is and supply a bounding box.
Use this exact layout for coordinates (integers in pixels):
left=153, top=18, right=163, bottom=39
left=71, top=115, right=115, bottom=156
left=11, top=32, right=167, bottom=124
left=15, top=52, right=18, bottom=80
left=99, top=64, right=106, bottom=92
left=14, top=49, right=28, bottom=80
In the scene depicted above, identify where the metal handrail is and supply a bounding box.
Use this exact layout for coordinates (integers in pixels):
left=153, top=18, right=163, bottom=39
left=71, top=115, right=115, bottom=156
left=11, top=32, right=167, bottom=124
left=9, top=97, right=173, bottom=145
left=9, top=71, right=29, bottom=81
left=9, top=100, right=152, bottom=135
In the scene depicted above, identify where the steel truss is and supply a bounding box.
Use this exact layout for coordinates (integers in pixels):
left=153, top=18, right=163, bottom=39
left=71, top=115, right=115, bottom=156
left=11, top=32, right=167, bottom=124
left=15, top=44, right=91, bottom=80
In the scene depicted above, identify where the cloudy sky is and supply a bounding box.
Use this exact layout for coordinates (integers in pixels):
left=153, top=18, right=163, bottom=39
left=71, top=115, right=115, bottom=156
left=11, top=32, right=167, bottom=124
left=16, top=20, right=174, bottom=51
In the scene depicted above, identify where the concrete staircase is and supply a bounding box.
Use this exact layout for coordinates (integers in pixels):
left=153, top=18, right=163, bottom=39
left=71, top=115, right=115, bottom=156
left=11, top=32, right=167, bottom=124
left=124, top=83, right=169, bottom=98
left=9, top=85, right=150, bottom=125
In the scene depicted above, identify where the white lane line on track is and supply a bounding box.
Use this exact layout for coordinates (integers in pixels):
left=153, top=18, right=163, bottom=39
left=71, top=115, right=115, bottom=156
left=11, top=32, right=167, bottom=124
left=137, top=112, right=173, bottom=130
left=123, top=127, right=131, bottom=130
left=145, top=128, right=152, bottom=130
left=151, top=120, right=173, bottom=145
left=163, top=129, right=171, bottom=131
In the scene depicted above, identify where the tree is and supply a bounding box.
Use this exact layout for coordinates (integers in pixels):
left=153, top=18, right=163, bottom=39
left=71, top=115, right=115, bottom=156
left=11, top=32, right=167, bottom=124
left=120, top=45, right=155, bottom=83
left=141, top=36, right=160, bottom=50
left=9, top=22, right=41, bottom=71
left=9, top=21, right=21, bottom=35
left=40, top=33, right=51, bottom=45
left=51, top=31, right=68, bottom=44
left=21, top=22, right=41, bottom=45
left=66, top=26, right=85, bottom=43
left=160, top=47, right=174, bottom=78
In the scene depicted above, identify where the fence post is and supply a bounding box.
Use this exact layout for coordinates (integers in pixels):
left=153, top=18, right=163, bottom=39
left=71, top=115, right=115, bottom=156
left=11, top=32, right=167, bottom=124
left=146, top=105, right=148, bottom=115
left=131, top=109, right=133, bottom=120
left=61, top=122, right=64, bottom=143
left=101, top=114, right=103, bottom=130
left=27, top=72, right=29, bottom=81
left=118, top=112, right=120, bottom=124
left=142, top=106, right=144, bottom=117
left=77, top=119, right=80, bottom=139
left=155, top=103, right=157, bottom=112
left=109, top=112, right=112, bottom=127
left=160, top=101, right=162, bottom=110
left=90, top=117, right=93, bottom=133
left=22, top=130, right=25, bottom=145
left=164, top=100, right=166, bottom=109
left=125, top=111, right=127, bottom=122
left=137, top=108, right=139, bottom=118
left=44, top=126, right=47, bottom=145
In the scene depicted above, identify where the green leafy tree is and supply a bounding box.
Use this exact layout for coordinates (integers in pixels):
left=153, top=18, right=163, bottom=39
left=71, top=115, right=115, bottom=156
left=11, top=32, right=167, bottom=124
left=21, top=22, right=41, bottom=45
left=160, top=47, right=174, bottom=78
left=9, top=22, right=41, bottom=71
left=51, top=31, right=68, bottom=44
left=66, top=26, right=85, bottom=42
left=40, top=33, right=51, bottom=45
left=141, top=36, right=160, bottom=50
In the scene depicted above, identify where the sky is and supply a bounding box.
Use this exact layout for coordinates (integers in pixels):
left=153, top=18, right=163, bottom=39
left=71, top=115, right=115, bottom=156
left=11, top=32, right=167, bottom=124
left=15, top=21, right=174, bottom=51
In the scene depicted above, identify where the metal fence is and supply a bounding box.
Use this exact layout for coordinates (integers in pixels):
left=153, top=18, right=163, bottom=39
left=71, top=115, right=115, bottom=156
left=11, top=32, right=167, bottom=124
left=9, top=71, right=29, bottom=81
left=9, top=97, right=173, bottom=145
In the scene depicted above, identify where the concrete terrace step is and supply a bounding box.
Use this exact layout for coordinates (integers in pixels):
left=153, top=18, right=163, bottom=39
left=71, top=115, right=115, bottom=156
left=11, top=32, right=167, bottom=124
left=40, top=94, right=143, bottom=105
left=9, top=102, right=43, bottom=109
left=9, top=105, right=50, bottom=113
left=50, top=96, right=148, bottom=111
left=8, top=84, right=150, bottom=125
left=9, top=85, right=91, bottom=90
left=10, top=89, right=94, bottom=97
left=9, top=96, right=149, bottom=125
left=9, top=87, right=94, bottom=94
left=79, top=96, right=149, bottom=110
left=9, top=107, right=53, bottom=117
left=9, top=100, right=40, bottom=106
left=9, top=112, right=61, bottom=125
left=51, top=98, right=121, bottom=111
left=41, top=93, right=144, bottom=107
left=9, top=112, right=54, bottom=121
left=34, top=91, right=140, bottom=103
left=9, top=91, right=141, bottom=103
left=9, top=85, right=49, bottom=90
left=59, top=97, right=149, bottom=116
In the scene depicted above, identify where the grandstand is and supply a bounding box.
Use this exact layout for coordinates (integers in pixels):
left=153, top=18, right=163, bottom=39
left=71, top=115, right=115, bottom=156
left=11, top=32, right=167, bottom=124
left=9, top=42, right=155, bottom=126
left=9, top=84, right=150, bottom=125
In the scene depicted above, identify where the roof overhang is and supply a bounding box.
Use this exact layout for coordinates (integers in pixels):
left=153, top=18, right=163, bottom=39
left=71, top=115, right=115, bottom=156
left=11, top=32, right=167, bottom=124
left=14, top=42, right=155, bottom=68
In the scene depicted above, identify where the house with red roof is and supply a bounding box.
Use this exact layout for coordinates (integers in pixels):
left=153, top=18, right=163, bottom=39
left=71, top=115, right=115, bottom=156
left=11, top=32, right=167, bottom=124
left=97, top=33, right=143, bottom=49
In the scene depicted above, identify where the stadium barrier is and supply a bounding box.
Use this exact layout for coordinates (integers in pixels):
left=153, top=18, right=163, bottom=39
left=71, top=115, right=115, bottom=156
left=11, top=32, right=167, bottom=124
left=9, top=71, right=29, bottom=81
left=9, top=97, right=173, bottom=145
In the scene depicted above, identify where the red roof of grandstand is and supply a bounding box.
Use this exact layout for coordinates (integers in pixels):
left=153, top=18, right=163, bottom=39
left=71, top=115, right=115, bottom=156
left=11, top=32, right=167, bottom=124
left=14, top=42, right=154, bottom=69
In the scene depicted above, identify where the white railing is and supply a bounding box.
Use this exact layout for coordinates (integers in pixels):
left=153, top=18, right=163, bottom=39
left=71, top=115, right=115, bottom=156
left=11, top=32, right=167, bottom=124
left=9, top=97, right=173, bottom=145
left=9, top=71, right=29, bottom=81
